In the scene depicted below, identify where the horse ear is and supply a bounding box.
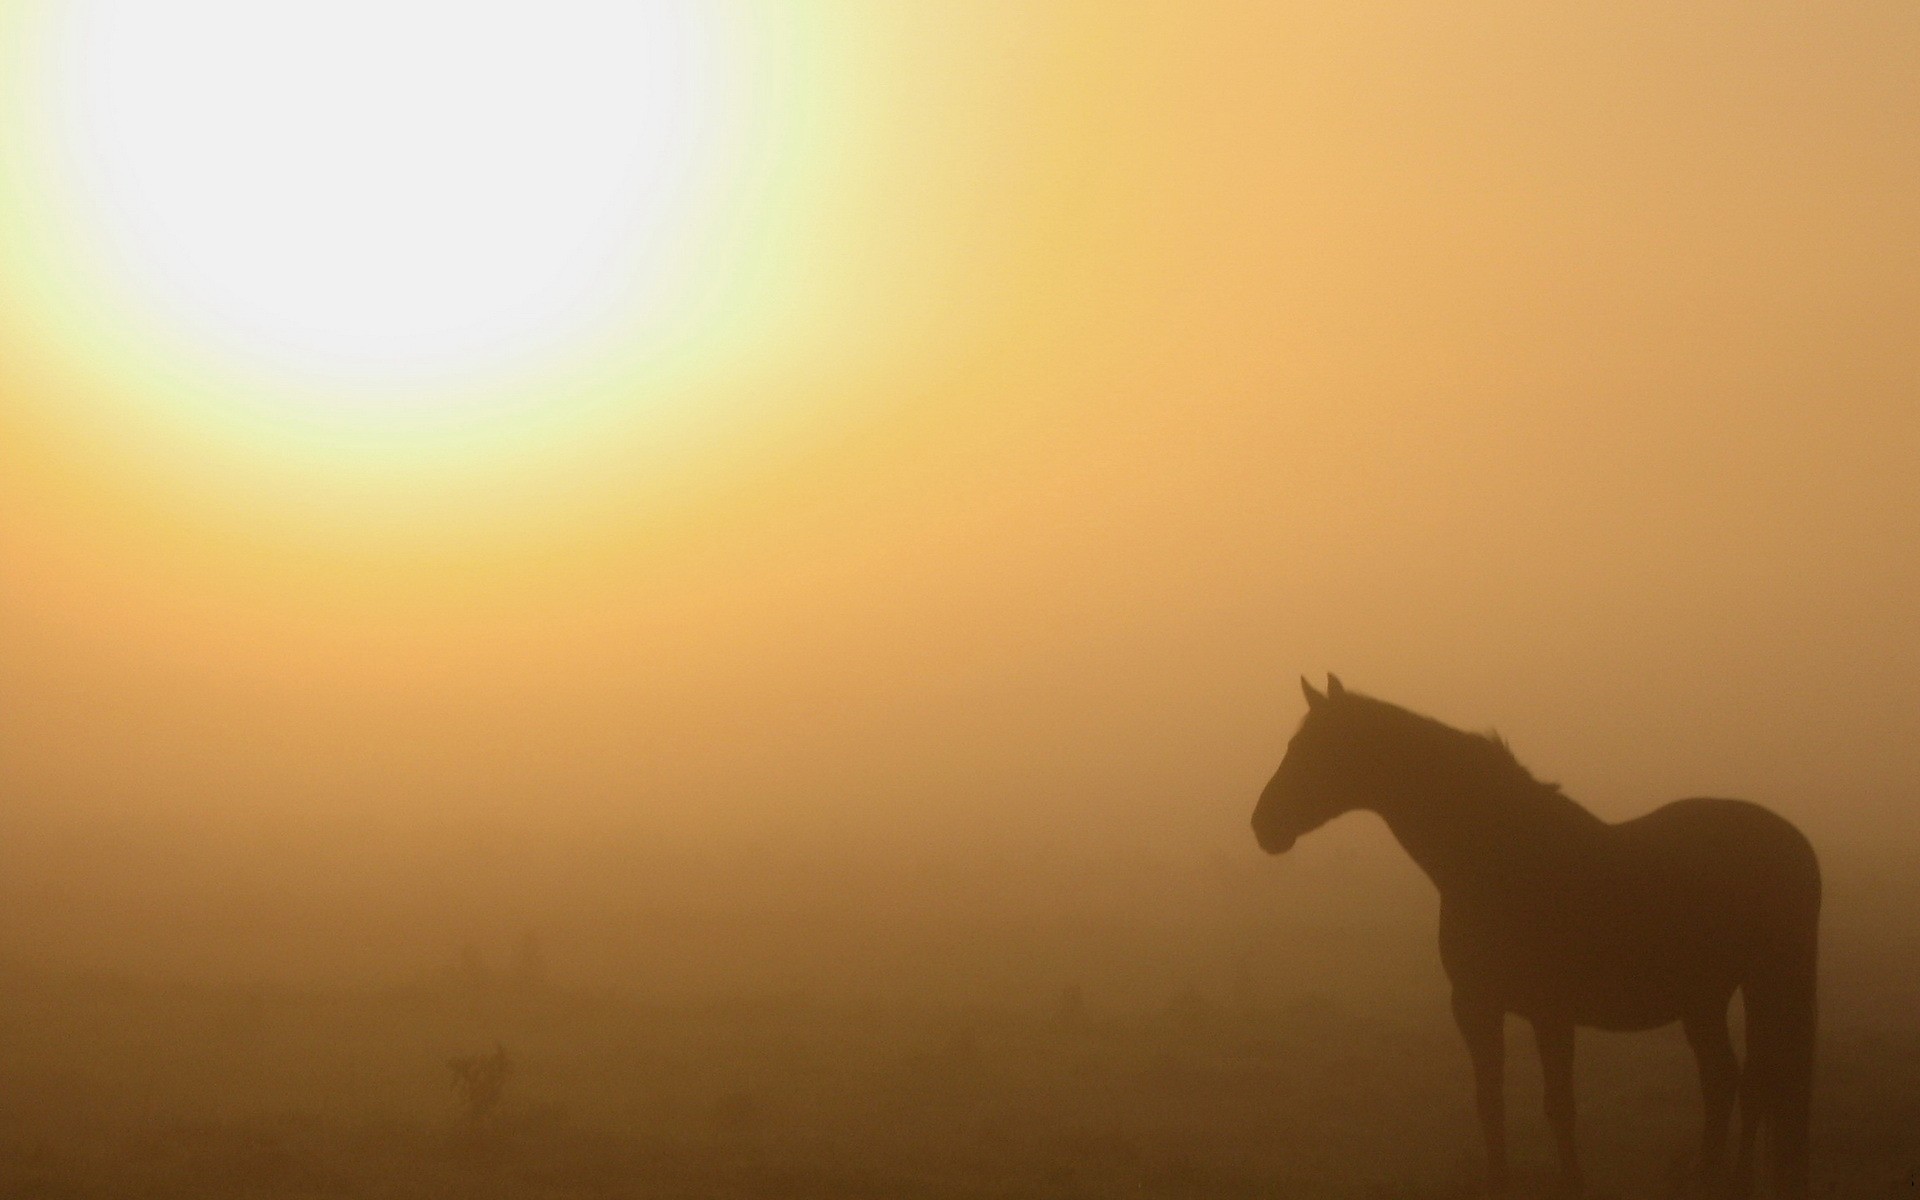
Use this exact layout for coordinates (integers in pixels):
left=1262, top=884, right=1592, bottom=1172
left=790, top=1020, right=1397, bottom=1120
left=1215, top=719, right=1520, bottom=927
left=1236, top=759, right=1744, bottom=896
left=1301, top=676, right=1324, bottom=709
left=1326, top=674, right=1346, bottom=700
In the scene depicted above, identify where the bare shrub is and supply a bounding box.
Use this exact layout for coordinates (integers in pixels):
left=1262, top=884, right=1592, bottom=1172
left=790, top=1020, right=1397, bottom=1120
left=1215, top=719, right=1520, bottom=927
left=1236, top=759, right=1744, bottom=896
left=448, top=1042, right=512, bottom=1122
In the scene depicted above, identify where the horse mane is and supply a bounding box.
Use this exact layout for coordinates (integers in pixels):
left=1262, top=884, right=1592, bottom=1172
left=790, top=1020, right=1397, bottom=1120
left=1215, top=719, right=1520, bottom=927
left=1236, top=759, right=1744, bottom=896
left=1341, top=691, right=1591, bottom=817
left=1479, top=729, right=1561, bottom=795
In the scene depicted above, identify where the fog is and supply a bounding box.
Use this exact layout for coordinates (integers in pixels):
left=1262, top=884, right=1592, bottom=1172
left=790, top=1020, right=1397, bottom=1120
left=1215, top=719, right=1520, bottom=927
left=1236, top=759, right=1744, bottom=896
left=1, top=2, right=1916, bottom=1196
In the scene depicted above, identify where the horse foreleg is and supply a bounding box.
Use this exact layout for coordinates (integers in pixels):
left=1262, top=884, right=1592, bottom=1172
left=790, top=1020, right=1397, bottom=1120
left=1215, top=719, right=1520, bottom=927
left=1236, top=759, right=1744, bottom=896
left=1683, top=1002, right=1739, bottom=1194
left=1453, top=991, right=1508, bottom=1195
left=1533, top=1017, right=1581, bottom=1194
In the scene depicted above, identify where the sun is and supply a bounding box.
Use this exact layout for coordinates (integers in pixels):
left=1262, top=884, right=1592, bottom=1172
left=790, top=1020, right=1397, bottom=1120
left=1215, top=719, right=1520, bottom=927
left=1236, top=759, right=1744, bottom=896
left=2, top=0, right=883, bottom=533
left=17, top=0, right=749, bottom=417
left=54, top=0, right=728, bottom=397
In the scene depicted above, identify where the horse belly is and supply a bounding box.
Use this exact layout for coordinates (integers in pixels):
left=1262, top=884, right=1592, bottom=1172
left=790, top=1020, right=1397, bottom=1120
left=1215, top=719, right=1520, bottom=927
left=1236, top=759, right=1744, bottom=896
left=1442, top=910, right=1718, bottom=1031
left=1498, top=959, right=1690, bottom=1031
left=1563, top=978, right=1693, bottom=1032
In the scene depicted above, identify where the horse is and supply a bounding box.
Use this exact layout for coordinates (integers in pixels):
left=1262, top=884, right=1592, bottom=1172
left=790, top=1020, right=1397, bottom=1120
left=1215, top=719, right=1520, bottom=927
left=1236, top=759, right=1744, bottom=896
left=1251, top=677, right=1819, bottom=1198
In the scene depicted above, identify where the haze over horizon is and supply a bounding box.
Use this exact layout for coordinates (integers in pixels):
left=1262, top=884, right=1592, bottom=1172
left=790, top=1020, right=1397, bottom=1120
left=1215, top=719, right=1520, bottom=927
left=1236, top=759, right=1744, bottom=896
left=2, top=2, right=1915, bottom=987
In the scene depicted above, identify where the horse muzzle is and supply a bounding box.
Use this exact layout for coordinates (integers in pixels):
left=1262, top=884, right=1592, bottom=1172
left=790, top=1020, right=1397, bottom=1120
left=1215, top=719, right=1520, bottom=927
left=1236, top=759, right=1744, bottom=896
left=1252, top=818, right=1297, bottom=855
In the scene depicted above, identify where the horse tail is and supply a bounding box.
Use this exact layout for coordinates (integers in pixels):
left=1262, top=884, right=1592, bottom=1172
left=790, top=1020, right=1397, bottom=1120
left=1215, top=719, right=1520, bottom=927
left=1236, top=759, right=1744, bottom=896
left=1738, top=855, right=1820, bottom=1199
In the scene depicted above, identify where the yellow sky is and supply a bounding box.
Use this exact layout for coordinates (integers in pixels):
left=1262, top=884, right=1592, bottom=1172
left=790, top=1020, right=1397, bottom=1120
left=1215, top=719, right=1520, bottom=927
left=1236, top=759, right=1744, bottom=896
left=1, top=2, right=1915, bottom=884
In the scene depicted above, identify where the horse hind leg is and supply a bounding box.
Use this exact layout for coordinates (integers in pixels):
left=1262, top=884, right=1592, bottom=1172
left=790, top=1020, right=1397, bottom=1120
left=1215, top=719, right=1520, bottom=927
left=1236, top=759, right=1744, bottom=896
left=1682, top=999, right=1739, bottom=1196
left=1732, top=1061, right=1761, bottom=1200
left=1741, top=918, right=1818, bottom=1200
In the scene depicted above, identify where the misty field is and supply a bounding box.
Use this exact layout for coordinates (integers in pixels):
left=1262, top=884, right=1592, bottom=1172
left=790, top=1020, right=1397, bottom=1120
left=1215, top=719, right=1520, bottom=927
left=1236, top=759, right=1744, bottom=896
left=4, top=854, right=1917, bottom=1200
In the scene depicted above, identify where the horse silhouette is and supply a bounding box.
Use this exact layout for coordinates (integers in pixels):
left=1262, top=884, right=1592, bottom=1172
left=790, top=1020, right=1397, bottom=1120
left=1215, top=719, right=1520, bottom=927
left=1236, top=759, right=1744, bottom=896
left=1252, top=676, right=1819, bottom=1198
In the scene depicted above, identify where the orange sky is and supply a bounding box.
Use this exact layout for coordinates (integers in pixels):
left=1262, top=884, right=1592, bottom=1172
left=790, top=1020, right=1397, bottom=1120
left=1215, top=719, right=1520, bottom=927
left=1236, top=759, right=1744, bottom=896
left=1, top=2, right=1915, bottom=913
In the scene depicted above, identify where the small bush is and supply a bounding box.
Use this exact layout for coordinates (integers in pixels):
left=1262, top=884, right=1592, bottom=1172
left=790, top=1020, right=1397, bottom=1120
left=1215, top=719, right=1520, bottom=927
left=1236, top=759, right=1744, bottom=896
left=448, top=1042, right=512, bottom=1122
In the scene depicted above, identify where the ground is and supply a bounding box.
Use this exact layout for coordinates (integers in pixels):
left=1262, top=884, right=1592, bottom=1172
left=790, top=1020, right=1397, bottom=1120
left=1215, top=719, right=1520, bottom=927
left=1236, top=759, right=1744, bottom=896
left=2, top=950, right=1916, bottom=1199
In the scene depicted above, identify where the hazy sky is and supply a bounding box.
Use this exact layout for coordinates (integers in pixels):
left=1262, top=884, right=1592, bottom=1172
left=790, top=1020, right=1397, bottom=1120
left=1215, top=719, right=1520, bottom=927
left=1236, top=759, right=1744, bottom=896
left=1, top=2, right=1915, bottom=946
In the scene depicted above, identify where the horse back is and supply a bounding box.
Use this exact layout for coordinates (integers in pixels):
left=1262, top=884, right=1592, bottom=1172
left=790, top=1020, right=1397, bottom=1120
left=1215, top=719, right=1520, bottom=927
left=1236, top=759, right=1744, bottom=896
left=1438, top=797, right=1818, bottom=1029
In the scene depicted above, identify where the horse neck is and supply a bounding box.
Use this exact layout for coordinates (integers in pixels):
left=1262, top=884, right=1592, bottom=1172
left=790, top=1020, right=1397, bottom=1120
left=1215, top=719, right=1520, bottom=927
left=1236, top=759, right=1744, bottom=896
left=1373, top=772, right=1604, bottom=896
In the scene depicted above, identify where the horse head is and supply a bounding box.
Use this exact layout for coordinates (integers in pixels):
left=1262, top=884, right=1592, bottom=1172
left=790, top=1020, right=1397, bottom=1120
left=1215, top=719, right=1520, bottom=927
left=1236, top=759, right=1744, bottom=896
left=1250, top=673, right=1374, bottom=854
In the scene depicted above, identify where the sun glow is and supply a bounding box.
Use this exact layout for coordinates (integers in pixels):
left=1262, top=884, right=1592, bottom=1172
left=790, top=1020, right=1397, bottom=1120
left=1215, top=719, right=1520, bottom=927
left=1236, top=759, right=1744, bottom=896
left=1, top=1, right=1087, bottom=562
left=63, top=2, right=728, bottom=394
left=0, top=0, right=835, bottom=479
